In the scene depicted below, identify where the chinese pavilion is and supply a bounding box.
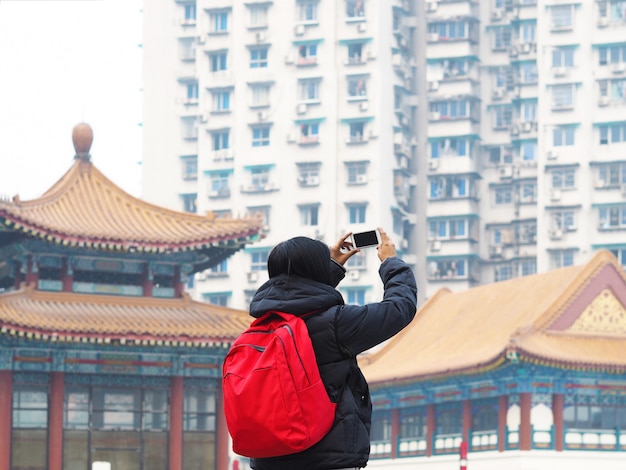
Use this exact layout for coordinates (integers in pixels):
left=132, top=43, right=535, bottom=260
left=0, top=124, right=263, bottom=470
left=360, top=249, right=626, bottom=470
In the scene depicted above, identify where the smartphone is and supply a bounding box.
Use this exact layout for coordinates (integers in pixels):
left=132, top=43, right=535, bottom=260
left=350, top=229, right=381, bottom=249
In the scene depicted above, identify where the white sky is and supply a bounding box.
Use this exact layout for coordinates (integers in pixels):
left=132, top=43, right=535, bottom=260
left=0, top=0, right=143, bottom=200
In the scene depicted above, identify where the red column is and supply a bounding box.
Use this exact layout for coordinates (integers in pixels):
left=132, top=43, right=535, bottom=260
left=462, top=399, right=471, bottom=443
left=25, top=257, right=38, bottom=286
left=519, top=393, right=532, bottom=451
left=174, top=266, right=184, bottom=298
left=216, top=387, right=230, bottom=470
left=169, top=376, right=184, bottom=470
left=0, top=370, right=13, bottom=470
left=498, top=395, right=508, bottom=452
left=142, top=264, right=153, bottom=297
left=426, top=404, right=435, bottom=457
left=390, top=408, right=400, bottom=459
left=62, top=259, right=73, bottom=292
left=48, top=372, right=64, bottom=470
left=552, top=394, right=564, bottom=451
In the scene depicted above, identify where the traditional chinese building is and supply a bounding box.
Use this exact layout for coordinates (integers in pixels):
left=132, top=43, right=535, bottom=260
left=0, top=124, right=263, bottom=470
left=360, top=249, right=626, bottom=470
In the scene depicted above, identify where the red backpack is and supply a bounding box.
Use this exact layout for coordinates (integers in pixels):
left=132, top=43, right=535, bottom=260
left=222, top=310, right=336, bottom=458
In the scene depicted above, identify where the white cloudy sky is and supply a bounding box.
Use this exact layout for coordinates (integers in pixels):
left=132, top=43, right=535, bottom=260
left=0, top=0, right=143, bottom=200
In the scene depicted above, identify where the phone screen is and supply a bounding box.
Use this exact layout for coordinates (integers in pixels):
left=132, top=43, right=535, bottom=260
left=353, top=230, right=379, bottom=248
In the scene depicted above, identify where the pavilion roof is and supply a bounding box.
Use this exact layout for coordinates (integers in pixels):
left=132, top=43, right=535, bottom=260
left=0, top=158, right=263, bottom=253
left=0, top=283, right=252, bottom=346
left=360, top=250, right=626, bottom=385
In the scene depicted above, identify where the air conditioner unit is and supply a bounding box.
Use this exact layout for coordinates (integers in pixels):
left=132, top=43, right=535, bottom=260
left=358, top=22, right=367, bottom=33
left=399, top=239, right=409, bottom=250
left=492, top=88, right=505, bottom=100
left=296, top=103, right=307, bottom=114
left=510, top=125, right=520, bottom=136
left=552, top=67, right=568, bottom=78
left=522, top=121, right=534, bottom=133
left=546, top=149, right=558, bottom=160
left=597, top=16, right=609, bottom=28
left=306, top=176, right=320, bottom=186
left=521, top=43, right=533, bottom=54
left=621, top=183, right=626, bottom=196
left=349, top=270, right=361, bottom=280
left=196, top=35, right=206, bottom=44
left=295, top=24, right=306, bottom=36
left=430, top=240, right=442, bottom=252
left=199, top=113, right=209, bottom=123
left=489, top=245, right=503, bottom=257
left=356, top=174, right=368, bottom=184
left=255, top=32, right=266, bottom=42
left=428, top=81, right=439, bottom=91
left=598, top=96, right=610, bottom=107
left=550, top=189, right=562, bottom=201
left=611, top=63, right=626, bottom=74
left=499, top=166, right=513, bottom=179
left=285, top=54, right=295, bottom=64
left=426, top=1, right=437, bottom=12
left=550, top=229, right=563, bottom=240
left=247, top=272, right=259, bottom=282
left=427, top=33, right=439, bottom=42
left=491, top=9, right=503, bottom=21
left=359, top=101, right=369, bottom=111
left=429, top=112, right=441, bottom=121
left=257, top=110, right=269, bottom=121
left=428, top=159, right=439, bottom=170
left=509, top=46, right=518, bottom=58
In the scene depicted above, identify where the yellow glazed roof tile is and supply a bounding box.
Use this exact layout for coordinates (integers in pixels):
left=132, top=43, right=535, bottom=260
left=360, top=250, right=626, bottom=385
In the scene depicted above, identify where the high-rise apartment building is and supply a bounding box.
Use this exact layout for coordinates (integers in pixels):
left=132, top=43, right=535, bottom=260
left=142, top=0, right=626, bottom=309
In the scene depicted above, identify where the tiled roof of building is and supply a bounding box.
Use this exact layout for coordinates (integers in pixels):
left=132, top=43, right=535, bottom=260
left=0, top=158, right=263, bottom=252
left=360, top=250, right=626, bottom=385
left=0, top=284, right=252, bottom=346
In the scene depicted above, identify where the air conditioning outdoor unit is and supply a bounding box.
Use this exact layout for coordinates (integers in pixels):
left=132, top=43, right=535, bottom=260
left=428, top=81, right=439, bottom=91
left=426, top=2, right=438, bottom=13
left=428, top=159, right=439, bottom=170
left=429, top=112, right=441, bottom=121
left=546, top=149, right=558, bottom=160
left=552, top=67, right=568, bottom=78
left=358, top=22, right=367, bottom=33
left=359, top=101, right=369, bottom=111
left=550, top=189, right=562, bottom=201
left=598, top=16, right=609, bottom=28
left=499, top=166, right=513, bottom=179
left=489, top=245, right=503, bottom=257
left=491, top=10, right=503, bottom=21
left=550, top=229, right=563, bottom=240
left=247, top=272, right=259, bottom=282
left=257, top=110, right=269, bottom=121
left=509, top=46, right=518, bottom=58
left=356, top=174, right=368, bottom=184
left=621, top=183, right=626, bottom=196
left=295, top=24, right=306, bottom=36
left=522, top=121, right=533, bottom=133
left=611, top=63, right=626, bottom=74
left=427, top=33, right=439, bottom=42
left=349, top=270, right=360, bottom=280
left=430, top=240, right=442, bottom=252
left=492, top=88, right=504, bottom=100
left=510, top=125, right=520, bottom=136
left=255, top=32, right=266, bottom=42
left=296, top=103, right=307, bottom=114
left=598, top=96, right=610, bottom=107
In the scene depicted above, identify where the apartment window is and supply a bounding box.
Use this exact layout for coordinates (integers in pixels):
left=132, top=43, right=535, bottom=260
left=183, top=3, right=196, bottom=21
left=346, top=162, right=368, bottom=184
left=598, top=163, right=626, bottom=187
left=180, top=155, right=197, bottom=180
left=252, top=126, right=271, bottom=146
left=180, top=194, right=197, bottom=213
left=427, top=259, right=467, bottom=279
left=210, top=11, right=229, bottom=33
left=599, top=122, right=626, bottom=144
left=248, top=205, right=271, bottom=229
left=488, top=145, right=513, bottom=165
left=494, top=186, right=513, bottom=205
left=346, top=0, right=365, bottom=18
left=204, top=293, right=229, bottom=306
left=552, top=48, right=575, bottom=67
left=564, top=402, right=626, bottom=431
left=298, top=0, right=318, bottom=22
left=553, top=127, right=575, bottom=146
left=248, top=5, right=268, bottom=27
left=552, top=84, right=574, bottom=109
left=181, top=116, right=198, bottom=139
left=520, top=141, right=537, bottom=161
left=347, top=76, right=368, bottom=98
left=297, top=163, right=321, bottom=186
left=298, top=78, right=321, bottom=102
left=212, top=130, right=230, bottom=151
left=250, top=47, right=268, bottom=68
left=428, top=219, right=468, bottom=240
left=299, top=123, right=320, bottom=144
left=609, top=248, right=626, bottom=268
left=250, top=84, right=270, bottom=107
left=348, top=204, right=367, bottom=224
left=493, top=106, right=512, bottom=128
left=186, top=82, right=199, bottom=101
left=516, top=221, right=537, bottom=244
left=440, top=58, right=470, bottom=78
left=550, top=5, right=574, bottom=30
left=345, top=251, right=366, bottom=269
left=431, top=138, right=470, bottom=158
left=550, top=250, right=575, bottom=268
left=210, top=52, right=227, bottom=71
left=345, top=288, right=366, bottom=305
left=520, top=259, right=537, bottom=276
left=179, top=38, right=196, bottom=60
left=494, top=265, right=513, bottom=282
left=250, top=167, right=270, bottom=189
left=348, top=122, right=366, bottom=142
left=552, top=169, right=576, bottom=189
left=552, top=210, right=576, bottom=231
left=429, top=176, right=470, bottom=199
left=296, top=45, right=319, bottom=67
left=519, top=182, right=537, bottom=203
left=492, top=27, right=512, bottom=50
left=598, top=206, right=626, bottom=229
left=428, top=21, right=470, bottom=40
left=430, top=99, right=470, bottom=119
left=209, top=173, right=230, bottom=197
left=519, top=62, right=538, bottom=84
left=522, top=102, right=537, bottom=122
left=599, top=78, right=626, bottom=100
left=598, top=43, right=626, bottom=65
left=250, top=250, right=270, bottom=271
left=300, top=204, right=320, bottom=226
left=520, top=22, right=536, bottom=43
left=212, top=90, right=231, bottom=112
left=347, top=43, right=364, bottom=64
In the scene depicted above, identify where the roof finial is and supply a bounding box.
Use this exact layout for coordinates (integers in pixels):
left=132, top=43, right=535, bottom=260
left=72, top=122, right=93, bottom=161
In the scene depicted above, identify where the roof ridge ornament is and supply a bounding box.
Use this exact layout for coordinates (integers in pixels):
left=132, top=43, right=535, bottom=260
left=72, top=122, right=93, bottom=161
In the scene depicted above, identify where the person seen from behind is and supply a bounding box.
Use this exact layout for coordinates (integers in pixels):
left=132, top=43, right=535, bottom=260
left=248, top=227, right=418, bottom=470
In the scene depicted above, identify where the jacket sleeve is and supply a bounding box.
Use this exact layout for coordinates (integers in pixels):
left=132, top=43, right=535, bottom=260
left=334, top=257, right=418, bottom=356
left=329, top=258, right=346, bottom=288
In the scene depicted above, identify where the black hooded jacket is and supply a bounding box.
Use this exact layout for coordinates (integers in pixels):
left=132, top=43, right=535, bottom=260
left=248, top=257, right=418, bottom=470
